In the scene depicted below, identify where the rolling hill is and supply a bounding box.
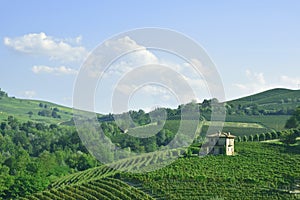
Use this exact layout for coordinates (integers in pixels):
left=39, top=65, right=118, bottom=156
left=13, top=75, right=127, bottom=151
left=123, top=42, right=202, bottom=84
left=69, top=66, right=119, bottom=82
left=1, top=87, right=300, bottom=199
left=19, top=141, right=300, bottom=200
left=0, top=90, right=73, bottom=124
left=229, top=88, right=300, bottom=105
left=0, top=87, right=299, bottom=126
left=227, top=88, right=300, bottom=114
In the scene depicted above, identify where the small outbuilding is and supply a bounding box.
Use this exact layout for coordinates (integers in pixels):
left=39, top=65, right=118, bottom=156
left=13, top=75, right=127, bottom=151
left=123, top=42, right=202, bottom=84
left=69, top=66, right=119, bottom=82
left=201, top=131, right=236, bottom=156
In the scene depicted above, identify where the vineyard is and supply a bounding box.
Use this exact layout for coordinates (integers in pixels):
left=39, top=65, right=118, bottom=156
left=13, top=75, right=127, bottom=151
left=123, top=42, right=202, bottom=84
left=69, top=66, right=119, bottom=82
left=17, top=148, right=186, bottom=199
left=3, top=87, right=298, bottom=199
left=224, top=115, right=291, bottom=130
left=19, top=141, right=300, bottom=200
left=162, top=118, right=279, bottom=139
left=121, top=142, right=300, bottom=199
left=19, top=178, right=154, bottom=200
left=48, top=165, right=117, bottom=188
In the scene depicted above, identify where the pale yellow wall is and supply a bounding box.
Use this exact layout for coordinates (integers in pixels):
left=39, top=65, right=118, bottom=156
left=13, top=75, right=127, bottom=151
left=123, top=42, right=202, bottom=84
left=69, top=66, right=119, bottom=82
left=225, top=138, right=234, bottom=155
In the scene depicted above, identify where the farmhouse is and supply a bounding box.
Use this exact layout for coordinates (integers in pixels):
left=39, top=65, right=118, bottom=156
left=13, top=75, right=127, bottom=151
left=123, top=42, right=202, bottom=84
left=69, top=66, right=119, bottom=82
left=201, top=132, right=236, bottom=156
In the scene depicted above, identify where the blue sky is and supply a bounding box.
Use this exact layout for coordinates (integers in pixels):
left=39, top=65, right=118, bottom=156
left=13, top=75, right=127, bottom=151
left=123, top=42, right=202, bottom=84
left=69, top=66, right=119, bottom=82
left=0, top=1, right=299, bottom=113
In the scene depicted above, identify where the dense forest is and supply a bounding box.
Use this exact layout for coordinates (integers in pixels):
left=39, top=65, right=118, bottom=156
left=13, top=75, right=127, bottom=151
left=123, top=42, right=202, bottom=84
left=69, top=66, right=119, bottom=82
left=0, top=117, right=98, bottom=199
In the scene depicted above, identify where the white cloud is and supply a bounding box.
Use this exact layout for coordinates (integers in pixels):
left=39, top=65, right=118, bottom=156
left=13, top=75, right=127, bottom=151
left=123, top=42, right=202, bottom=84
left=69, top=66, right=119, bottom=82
left=87, top=36, right=158, bottom=78
left=233, top=70, right=269, bottom=93
left=32, top=65, right=78, bottom=75
left=280, top=75, right=300, bottom=88
left=101, top=37, right=212, bottom=105
left=4, top=32, right=88, bottom=62
left=245, top=69, right=266, bottom=85
left=65, top=35, right=82, bottom=45
left=22, top=90, right=36, bottom=98
left=233, top=70, right=300, bottom=100
left=104, top=36, right=158, bottom=64
left=138, top=85, right=174, bottom=101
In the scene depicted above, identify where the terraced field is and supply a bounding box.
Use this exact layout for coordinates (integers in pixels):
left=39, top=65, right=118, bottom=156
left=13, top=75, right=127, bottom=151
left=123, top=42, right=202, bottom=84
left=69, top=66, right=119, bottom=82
left=19, top=163, right=155, bottom=200
left=19, top=178, right=154, bottom=200
left=121, top=142, right=300, bottom=199
left=19, top=148, right=186, bottom=200
left=20, top=141, right=300, bottom=200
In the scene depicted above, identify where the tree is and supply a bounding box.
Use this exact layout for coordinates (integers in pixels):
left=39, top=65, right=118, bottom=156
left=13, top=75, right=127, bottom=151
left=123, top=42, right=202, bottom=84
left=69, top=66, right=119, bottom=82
left=248, top=135, right=254, bottom=142
left=271, top=131, right=278, bottom=139
left=38, top=110, right=51, bottom=117
left=0, top=154, right=13, bottom=197
left=260, top=133, right=266, bottom=141
left=76, top=154, right=96, bottom=171
left=237, top=136, right=242, bottom=142
left=280, top=130, right=297, bottom=145
left=27, top=111, right=33, bottom=118
left=202, top=99, right=210, bottom=108
left=266, top=132, right=272, bottom=140
left=0, top=122, right=7, bottom=131
left=157, top=130, right=166, bottom=146
left=7, top=116, right=18, bottom=130
left=0, top=88, right=8, bottom=98
left=51, top=110, right=60, bottom=118
left=254, top=134, right=260, bottom=141
left=285, top=107, right=300, bottom=129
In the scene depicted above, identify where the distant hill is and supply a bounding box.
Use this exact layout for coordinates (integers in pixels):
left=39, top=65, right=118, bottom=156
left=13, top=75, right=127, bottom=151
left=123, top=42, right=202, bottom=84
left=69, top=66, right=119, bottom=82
left=215, top=88, right=299, bottom=130
left=0, top=89, right=73, bottom=124
left=229, top=88, right=300, bottom=105
left=227, top=88, right=300, bottom=115
left=1, top=87, right=299, bottom=126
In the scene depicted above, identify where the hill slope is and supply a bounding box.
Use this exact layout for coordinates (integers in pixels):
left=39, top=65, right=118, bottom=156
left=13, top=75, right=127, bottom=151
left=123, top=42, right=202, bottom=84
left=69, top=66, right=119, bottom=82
left=21, top=142, right=300, bottom=199
left=1, top=87, right=299, bottom=126
left=0, top=94, right=73, bottom=124
left=229, top=88, right=300, bottom=104
left=18, top=159, right=158, bottom=200
left=228, top=88, right=300, bottom=112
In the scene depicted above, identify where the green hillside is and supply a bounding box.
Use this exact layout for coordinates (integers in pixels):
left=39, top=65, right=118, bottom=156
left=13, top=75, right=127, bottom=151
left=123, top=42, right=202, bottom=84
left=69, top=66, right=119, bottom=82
left=208, top=88, right=300, bottom=131
left=21, top=141, right=300, bottom=199
left=227, top=88, right=300, bottom=114
left=122, top=142, right=300, bottom=199
left=229, top=88, right=300, bottom=104
left=0, top=91, right=73, bottom=124
left=1, top=87, right=299, bottom=128
left=19, top=177, right=154, bottom=200
left=1, top=87, right=300, bottom=199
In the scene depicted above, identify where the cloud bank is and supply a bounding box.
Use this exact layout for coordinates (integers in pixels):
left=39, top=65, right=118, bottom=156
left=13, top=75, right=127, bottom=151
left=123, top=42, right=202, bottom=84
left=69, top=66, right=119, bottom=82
left=4, top=32, right=88, bottom=63
left=32, top=65, right=78, bottom=75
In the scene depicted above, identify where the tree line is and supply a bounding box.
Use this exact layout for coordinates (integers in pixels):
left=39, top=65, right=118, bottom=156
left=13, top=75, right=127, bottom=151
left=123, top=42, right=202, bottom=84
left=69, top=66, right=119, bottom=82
left=236, top=106, right=300, bottom=145
left=0, top=116, right=99, bottom=199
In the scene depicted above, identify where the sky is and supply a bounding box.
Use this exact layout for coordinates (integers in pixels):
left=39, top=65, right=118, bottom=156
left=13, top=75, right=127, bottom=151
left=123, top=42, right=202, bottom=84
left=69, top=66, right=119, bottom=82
left=0, top=0, right=300, bottom=113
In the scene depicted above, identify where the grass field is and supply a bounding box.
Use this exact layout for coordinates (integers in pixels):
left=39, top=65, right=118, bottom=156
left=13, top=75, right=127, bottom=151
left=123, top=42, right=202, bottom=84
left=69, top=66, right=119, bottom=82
left=0, top=96, right=73, bottom=124
left=126, top=119, right=275, bottom=143
left=224, top=115, right=290, bottom=130
left=229, top=88, right=300, bottom=105
left=203, top=121, right=265, bottom=128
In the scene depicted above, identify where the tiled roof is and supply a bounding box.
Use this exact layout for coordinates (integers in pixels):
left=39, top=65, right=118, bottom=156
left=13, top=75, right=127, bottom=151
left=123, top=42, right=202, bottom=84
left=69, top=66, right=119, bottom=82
left=207, top=132, right=236, bottom=138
